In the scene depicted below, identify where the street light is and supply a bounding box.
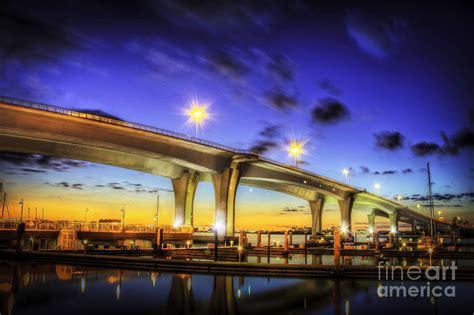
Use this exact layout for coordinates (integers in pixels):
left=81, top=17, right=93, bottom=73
left=373, top=183, right=381, bottom=193
left=121, top=207, right=126, bottom=231
left=185, top=100, right=209, bottom=138
left=341, top=168, right=350, bottom=179
left=19, top=199, right=24, bottom=222
left=85, top=208, right=90, bottom=225
left=287, top=139, right=305, bottom=167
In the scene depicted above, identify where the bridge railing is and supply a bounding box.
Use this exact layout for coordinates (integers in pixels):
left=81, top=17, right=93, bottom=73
left=0, top=219, right=194, bottom=233
left=0, top=96, right=255, bottom=155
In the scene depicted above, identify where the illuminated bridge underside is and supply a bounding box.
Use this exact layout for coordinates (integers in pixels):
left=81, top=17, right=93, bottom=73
left=0, top=99, right=451, bottom=236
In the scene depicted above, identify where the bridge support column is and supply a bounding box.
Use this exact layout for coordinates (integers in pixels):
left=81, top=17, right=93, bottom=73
left=412, top=219, right=418, bottom=233
left=172, top=171, right=200, bottom=227
left=367, top=212, right=376, bottom=233
left=338, top=195, right=354, bottom=233
left=309, top=196, right=325, bottom=238
left=389, top=212, right=398, bottom=234
left=212, top=166, right=240, bottom=238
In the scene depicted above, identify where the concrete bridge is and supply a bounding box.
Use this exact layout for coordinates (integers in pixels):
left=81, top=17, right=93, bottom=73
left=0, top=96, right=452, bottom=238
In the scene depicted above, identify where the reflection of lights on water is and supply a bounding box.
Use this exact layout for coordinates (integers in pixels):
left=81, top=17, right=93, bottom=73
left=23, top=272, right=30, bottom=287
left=237, top=288, right=241, bottom=298
left=81, top=277, right=86, bottom=293
left=187, top=278, right=192, bottom=292
left=248, top=285, right=251, bottom=295
left=43, top=273, right=46, bottom=284
left=151, top=272, right=156, bottom=287
left=8, top=293, right=14, bottom=315
left=345, top=300, right=350, bottom=315
left=116, top=284, right=121, bottom=301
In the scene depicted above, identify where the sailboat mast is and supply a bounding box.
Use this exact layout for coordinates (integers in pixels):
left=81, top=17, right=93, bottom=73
left=427, top=162, right=436, bottom=236
left=155, top=193, right=160, bottom=226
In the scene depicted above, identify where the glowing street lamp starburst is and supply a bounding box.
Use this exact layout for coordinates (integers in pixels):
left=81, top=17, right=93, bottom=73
left=373, top=183, right=381, bottom=193
left=287, top=139, right=306, bottom=167
left=184, top=99, right=210, bottom=138
left=341, top=168, right=350, bottom=179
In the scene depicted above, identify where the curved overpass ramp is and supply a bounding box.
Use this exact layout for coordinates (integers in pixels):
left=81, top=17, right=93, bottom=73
left=0, top=96, right=453, bottom=237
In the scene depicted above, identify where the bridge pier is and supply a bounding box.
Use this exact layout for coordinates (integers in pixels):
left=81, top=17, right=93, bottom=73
left=338, top=195, right=354, bottom=233
left=309, top=196, right=325, bottom=238
left=389, top=212, right=398, bottom=233
left=212, top=166, right=240, bottom=238
left=367, top=212, right=375, bottom=233
left=172, top=171, right=200, bottom=227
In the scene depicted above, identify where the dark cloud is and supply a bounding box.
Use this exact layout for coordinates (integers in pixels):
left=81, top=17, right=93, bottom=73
left=345, top=10, right=408, bottom=59
left=97, top=181, right=172, bottom=194
left=206, top=49, right=248, bottom=81
left=281, top=205, right=309, bottom=214
left=266, top=53, right=295, bottom=81
left=0, top=4, right=79, bottom=63
left=402, top=168, right=413, bottom=174
left=258, top=124, right=282, bottom=139
left=451, top=128, right=474, bottom=148
left=264, top=88, right=298, bottom=110
left=311, top=98, right=349, bottom=124
left=250, top=123, right=282, bottom=155
left=318, top=79, right=341, bottom=96
left=250, top=140, right=279, bottom=155
left=76, top=109, right=122, bottom=121
left=439, top=131, right=459, bottom=156
left=411, top=142, right=441, bottom=156
left=382, top=170, right=397, bottom=175
left=0, top=2, right=81, bottom=97
left=374, top=131, right=405, bottom=150
left=410, top=129, right=473, bottom=157
left=0, top=151, right=91, bottom=173
left=408, top=192, right=474, bottom=202
left=20, top=168, right=46, bottom=173
left=360, top=166, right=370, bottom=174
left=46, top=181, right=83, bottom=189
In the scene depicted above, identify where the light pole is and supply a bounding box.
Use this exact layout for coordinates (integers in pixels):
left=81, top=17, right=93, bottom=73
left=373, top=183, right=381, bottom=194
left=155, top=193, right=160, bottom=228
left=121, top=207, right=126, bottom=231
left=287, top=139, right=305, bottom=168
left=186, top=100, right=209, bottom=138
left=85, top=208, right=89, bottom=225
left=19, top=199, right=24, bottom=222
left=342, top=168, right=350, bottom=179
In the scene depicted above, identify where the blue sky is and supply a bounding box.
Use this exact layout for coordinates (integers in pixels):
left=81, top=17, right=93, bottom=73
left=0, top=1, right=473, bottom=228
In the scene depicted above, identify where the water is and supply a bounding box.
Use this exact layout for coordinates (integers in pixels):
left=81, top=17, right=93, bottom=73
left=0, top=261, right=473, bottom=314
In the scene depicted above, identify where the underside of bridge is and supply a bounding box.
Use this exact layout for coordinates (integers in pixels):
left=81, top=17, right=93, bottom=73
left=0, top=100, right=450, bottom=237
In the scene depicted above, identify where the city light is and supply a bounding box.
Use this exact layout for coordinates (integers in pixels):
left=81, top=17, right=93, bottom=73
left=341, top=168, right=350, bottom=178
left=391, top=227, right=397, bottom=234
left=286, top=138, right=306, bottom=167
left=213, top=221, right=225, bottom=235
left=373, top=183, right=381, bottom=193
left=185, top=99, right=210, bottom=138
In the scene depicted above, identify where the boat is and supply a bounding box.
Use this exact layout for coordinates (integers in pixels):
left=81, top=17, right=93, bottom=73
left=416, top=162, right=441, bottom=250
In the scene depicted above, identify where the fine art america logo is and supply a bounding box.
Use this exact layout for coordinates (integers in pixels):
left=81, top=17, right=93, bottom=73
left=377, top=262, right=456, bottom=298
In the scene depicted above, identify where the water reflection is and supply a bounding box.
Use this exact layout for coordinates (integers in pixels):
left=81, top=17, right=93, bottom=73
left=0, top=261, right=472, bottom=314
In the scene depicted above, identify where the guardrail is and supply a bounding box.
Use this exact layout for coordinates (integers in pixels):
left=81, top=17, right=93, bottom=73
left=0, top=219, right=193, bottom=233
left=0, top=95, right=255, bottom=155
